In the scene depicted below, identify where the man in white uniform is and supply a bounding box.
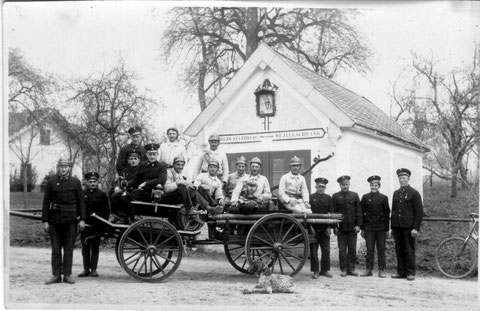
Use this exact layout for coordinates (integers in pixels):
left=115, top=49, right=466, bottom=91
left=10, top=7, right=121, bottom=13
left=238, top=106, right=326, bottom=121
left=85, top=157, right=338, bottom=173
left=278, top=156, right=312, bottom=213
left=159, top=127, right=187, bottom=167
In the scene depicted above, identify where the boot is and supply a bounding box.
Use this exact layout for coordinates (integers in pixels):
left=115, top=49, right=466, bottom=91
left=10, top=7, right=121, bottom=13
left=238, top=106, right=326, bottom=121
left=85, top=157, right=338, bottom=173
left=45, top=275, right=61, bottom=285
left=378, top=270, right=387, bottom=278
left=78, top=270, right=90, bottom=277
left=63, top=275, right=75, bottom=284
left=90, top=270, right=99, bottom=277
left=361, top=270, right=373, bottom=277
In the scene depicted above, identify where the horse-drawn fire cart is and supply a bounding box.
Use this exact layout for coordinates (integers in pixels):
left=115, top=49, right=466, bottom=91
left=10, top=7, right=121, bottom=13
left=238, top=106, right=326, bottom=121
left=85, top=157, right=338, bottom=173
left=10, top=154, right=341, bottom=282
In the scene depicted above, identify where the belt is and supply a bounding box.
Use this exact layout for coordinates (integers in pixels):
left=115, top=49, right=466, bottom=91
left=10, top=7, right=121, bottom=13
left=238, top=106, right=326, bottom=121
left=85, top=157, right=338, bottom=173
left=52, top=204, right=77, bottom=212
left=286, top=192, right=302, bottom=199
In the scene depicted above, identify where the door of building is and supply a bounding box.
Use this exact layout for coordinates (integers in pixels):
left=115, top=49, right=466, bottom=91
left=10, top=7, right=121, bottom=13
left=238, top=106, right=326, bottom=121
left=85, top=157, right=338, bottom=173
left=226, top=150, right=311, bottom=197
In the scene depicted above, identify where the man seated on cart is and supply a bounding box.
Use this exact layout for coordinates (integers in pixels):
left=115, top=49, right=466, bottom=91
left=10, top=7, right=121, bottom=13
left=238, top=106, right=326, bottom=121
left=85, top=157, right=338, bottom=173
left=163, top=155, right=207, bottom=216
left=109, top=149, right=141, bottom=213
left=278, top=156, right=312, bottom=214
left=193, top=160, right=225, bottom=216
left=229, top=157, right=271, bottom=214
left=111, top=143, right=167, bottom=222
left=225, top=156, right=247, bottom=203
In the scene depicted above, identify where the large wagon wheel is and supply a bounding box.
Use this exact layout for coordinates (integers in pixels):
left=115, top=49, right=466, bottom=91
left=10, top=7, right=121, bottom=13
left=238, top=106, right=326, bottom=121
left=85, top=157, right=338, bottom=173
left=245, top=213, right=309, bottom=276
left=117, top=218, right=183, bottom=282
left=224, top=242, right=251, bottom=274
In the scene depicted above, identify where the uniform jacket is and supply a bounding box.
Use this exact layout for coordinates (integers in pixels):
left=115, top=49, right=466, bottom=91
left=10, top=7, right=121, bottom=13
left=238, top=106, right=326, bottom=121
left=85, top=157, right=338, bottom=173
left=119, top=165, right=139, bottom=182
left=332, top=190, right=362, bottom=231
left=42, top=175, right=86, bottom=223
left=231, top=174, right=271, bottom=203
left=193, top=172, right=224, bottom=200
left=391, top=186, right=423, bottom=230
left=128, top=160, right=168, bottom=192
left=226, top=171, right=246, bottom=198
left=310, top=192, right=334, bottom=230
left=115, top=143, right=147, bottom=175
left=164, top=168, right=191, bottom=193
left=361, top=192, right=390, bottom=231
left=159, top=141, right=187, bottom=166
left=192, top=148, right=229, bottom=182
left=83, top=188, right=110, bottom=222
left=278, top=172, right=309, bottom=204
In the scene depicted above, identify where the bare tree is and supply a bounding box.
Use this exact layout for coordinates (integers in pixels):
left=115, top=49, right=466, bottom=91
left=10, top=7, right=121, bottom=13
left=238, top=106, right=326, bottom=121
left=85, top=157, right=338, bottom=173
left=69, top=59, right=155, bottom=190
left=391, top=47, right=480, bottom=198
left=163, top=7, right=370, bottom=110
left=8, top=48, right=56, bottom=206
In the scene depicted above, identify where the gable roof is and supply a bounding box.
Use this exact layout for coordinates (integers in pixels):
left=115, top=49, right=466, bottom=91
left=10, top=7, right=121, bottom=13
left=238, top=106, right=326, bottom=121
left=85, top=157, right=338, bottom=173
left=185, top=43, right=429, bottom=152
left=275, top=51, right=429, bottom=151
left=9, top=108, right=96, bottom=154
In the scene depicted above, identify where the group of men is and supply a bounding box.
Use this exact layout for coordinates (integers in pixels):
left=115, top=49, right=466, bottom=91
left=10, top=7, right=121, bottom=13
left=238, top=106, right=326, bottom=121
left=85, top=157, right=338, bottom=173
left=41, top=125, right=423, bottom=285
left=308, top=170, right=423, bottom=282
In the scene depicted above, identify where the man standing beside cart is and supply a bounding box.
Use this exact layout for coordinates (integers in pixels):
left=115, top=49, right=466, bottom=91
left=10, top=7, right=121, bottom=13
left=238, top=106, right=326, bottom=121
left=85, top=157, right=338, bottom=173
left=115, top=126, right=147, bottom=175
left=332, top=175, right=362, bottom=277
left=391, top=168, right=423, bottom=281
left=310, top=177, right=334, bottom=279
left=42, top=158, right=86, bottom=285
left=79, top=172, right=110, bottom=278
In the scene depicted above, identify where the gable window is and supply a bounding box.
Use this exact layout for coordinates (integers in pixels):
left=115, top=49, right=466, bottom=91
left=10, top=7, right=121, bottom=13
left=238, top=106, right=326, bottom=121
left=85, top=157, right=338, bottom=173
left=40, top=128, right=51, bottom=145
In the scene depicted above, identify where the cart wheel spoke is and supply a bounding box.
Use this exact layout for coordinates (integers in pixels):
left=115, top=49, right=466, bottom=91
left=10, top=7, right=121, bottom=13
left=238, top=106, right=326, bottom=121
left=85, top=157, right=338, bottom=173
left=283, top=233, right=304, bottom=245
left=282, top=248, right=303, bottom=261
left=251, top=234, right=273, bottom=247
left=136, top=227, right=149, bottom=245
left=280, top=224, right=295, bottom=244
left=260, top=224, right=275, bottom=244
left=280, top=252, right=296, bottom=271
left=126, top=236, right=145, bottom=249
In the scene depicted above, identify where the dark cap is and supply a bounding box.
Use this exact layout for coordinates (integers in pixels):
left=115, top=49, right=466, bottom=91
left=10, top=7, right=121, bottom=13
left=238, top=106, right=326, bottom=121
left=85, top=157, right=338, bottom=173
left=314, top=177, right=328, bottom=186
left=84, top=171, right=99, bottom=180
left=144, top=143, right=160, bottom=151
left=127, top=149, right=142, bottom=158
left=128, top=126, right=142, bottom=135
left=367, top=175, right=381, bottom=183
left=396, top=168, right=411, bottom=177
left=337, top=175, right=351, bottom=184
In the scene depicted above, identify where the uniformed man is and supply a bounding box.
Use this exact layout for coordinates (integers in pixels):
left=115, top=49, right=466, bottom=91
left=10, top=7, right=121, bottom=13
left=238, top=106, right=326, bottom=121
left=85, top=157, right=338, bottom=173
left=360, top=175, right=390, bottom=278
left=110, top=149, right=142, bottom=221
left=129, top=143, right=168, bottom=202
left=192, top=134, right=229, bottom=186
left=159, top=127, right=187, bottom=167
left=332, top=175, right=362, bottom=277
left=230, top=157, right=271, bottom=214
left=78, top=172, right=110, bottom=278
left=391, top=168, right=423, bottom=281
left=193, top=160, right=225, bottom=215
left=115, top=126, right=147, bottom=175
left=163, top=155, right=205, bottom=215
left=225, top=156, right=247, bottom=202
left=310, top=177, right=334, bottom=279
left=278, top=156, right=311, bottom=213
left=193, top=160, right=225, bottom=239
left=110, top=149, right=141, bottom=200
left=42, top=158, right=86, bottom=285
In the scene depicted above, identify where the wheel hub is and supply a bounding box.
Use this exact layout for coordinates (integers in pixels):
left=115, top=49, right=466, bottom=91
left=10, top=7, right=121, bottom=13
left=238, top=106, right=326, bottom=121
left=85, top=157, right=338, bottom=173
left=273, top=242, right=283, bottom=253
left=146, top=245, right=157, bottom=256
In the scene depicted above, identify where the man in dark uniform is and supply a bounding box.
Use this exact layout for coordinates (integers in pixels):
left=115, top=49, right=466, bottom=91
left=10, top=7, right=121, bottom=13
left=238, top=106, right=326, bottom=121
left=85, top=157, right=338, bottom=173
left=129, top=143, right=168, bottom=202
left=42, top=158, right=86, bottom=285
left=115, top=126, right=147, bottom=175
left=310, top=177, right=334, bottom=279
left=78, top=172, right=110, bottom=278
left=110, top=149, right=141, bottom=220
left=332, top=175, right=362, bottom=277
left=391, top=168, right=423, bottom=281
left=360, top=175, right=390, bottom=278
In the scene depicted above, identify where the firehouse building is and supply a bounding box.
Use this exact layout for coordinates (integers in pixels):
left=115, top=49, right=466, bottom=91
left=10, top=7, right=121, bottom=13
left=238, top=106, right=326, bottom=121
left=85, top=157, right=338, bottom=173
left=184, top=43, right=429, bottom=199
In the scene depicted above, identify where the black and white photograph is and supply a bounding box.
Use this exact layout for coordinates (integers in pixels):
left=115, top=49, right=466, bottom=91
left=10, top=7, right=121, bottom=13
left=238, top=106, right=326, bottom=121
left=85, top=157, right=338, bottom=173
left=3, top=1, right=479, bottom=310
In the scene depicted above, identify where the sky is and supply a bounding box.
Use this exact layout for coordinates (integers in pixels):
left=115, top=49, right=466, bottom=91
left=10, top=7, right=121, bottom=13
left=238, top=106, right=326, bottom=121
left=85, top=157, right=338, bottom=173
left=4, top=1, right=480, bottom=135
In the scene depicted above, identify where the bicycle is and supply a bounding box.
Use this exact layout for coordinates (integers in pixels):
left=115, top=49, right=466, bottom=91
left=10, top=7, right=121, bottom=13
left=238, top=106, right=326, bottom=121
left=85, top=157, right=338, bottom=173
left=435, top=213, right=478, bottom=279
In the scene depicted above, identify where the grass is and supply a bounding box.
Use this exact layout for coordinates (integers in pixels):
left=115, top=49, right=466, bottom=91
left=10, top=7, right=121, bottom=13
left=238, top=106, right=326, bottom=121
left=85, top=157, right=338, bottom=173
left=8, top=184, right=479, bottom=278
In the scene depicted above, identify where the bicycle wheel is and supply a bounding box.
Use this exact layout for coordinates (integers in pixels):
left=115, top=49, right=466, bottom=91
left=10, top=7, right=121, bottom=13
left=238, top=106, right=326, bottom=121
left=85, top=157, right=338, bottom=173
left=435, top=237, right=477, bottom=279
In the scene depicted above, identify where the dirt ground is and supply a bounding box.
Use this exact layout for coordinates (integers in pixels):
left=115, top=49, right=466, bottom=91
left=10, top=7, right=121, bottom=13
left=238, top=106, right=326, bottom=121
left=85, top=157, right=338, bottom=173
left=5, top=246, right=478, bottom=310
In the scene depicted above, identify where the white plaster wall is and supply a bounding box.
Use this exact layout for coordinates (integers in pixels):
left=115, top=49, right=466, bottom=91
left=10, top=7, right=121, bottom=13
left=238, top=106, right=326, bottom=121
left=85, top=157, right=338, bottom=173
left=9, top=125, right=84, bottom=186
